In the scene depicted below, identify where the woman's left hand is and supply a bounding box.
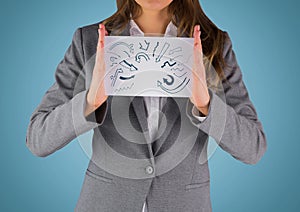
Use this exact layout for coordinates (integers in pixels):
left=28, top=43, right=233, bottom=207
left=189, top=25, right=210, bottom=116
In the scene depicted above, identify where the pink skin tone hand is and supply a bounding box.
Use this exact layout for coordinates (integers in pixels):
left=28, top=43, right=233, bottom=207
left=84, top=24, right=108, bottom=117
left=189, top=25, right=210, bottom=116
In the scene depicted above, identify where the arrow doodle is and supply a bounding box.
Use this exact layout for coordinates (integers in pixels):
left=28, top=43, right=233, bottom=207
left=163, top=75, right=174, bottom=85
left=139, top=40, right=150, bottom=51
left=156, top=42, right=170, bottom=62
left=119, top=60, right=138, bottom=71
left=135, top=52, right=150, bottom=63
left=169, top=47, right=182, bottom=55
left=110, top=68, right=123, bottom=87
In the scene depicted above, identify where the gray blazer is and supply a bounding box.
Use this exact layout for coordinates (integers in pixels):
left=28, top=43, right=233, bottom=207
left=26, top=21, right=267, bottom=212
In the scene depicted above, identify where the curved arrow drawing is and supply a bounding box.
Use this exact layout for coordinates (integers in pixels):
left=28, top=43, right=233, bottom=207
left=157, top=77, right=190, bottom=94
left=135, top=52, right=150, bottom=63
left=109, top=42, right=134, bottom=54
left=163, top=75, right=174, bottom=85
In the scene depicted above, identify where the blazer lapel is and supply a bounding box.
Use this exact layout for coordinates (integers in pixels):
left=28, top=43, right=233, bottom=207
left=130, top=96, right=151, bottom=141
left=152, top=97, right=182, bottom=156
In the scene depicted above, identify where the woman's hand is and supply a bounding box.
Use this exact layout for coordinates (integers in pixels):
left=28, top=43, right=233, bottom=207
left=85, top=24, right=109, bottom=117
left=189, top=25, right=210, bottom=116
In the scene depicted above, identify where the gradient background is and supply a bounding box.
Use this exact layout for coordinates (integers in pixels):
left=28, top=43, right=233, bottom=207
left=1, top=0, right=299, bottom=211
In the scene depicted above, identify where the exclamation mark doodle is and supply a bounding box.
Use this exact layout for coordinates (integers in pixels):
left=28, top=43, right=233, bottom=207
left=153, top=42, right=159, bottom=57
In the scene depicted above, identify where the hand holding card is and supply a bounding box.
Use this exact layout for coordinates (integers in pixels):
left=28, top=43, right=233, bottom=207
left=85, top=24, right=109, bottom=117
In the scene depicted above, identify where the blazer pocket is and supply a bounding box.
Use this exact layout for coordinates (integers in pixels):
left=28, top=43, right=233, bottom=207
left=85, top=169, right=114, bottom=184
left=185, top=180, right=210, bottom=190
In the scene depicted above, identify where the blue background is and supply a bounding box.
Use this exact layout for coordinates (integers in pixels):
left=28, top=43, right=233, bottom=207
left=1, top=0, right=299, bottom=211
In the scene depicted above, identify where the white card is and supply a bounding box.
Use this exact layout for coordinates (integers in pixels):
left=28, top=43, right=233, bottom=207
left=104, top=36, right=194, bottom=97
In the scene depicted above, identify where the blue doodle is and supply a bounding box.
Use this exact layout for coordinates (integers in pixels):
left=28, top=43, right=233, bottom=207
left=119, top=75, right=135, bottom=80
left=173, top=72, right=187, bottom=78
left=157, top=77, right=190, bottom=94
left=135, top=52, right=150, bottom=63
left=110, top=56, right=119, bottom=67
left=152, top=42, right=159, bottom=57
left=114, top=83, right=135, bottom=92
left=123, top=51, right=131, bottom=58
left=108, top=51, right=121, bottom=58
left=109, top=42, right=134, bottom=54
left=161, top=61, right=177, bottom=68
left=110, top=68, right=123, bottom=87
left=110, top=56, right=118, bottom=62
left=139, top=40, right=150, bottom=51
left=169, top=47, right=183, bottom=55
left=162, top=75, right=174, bottom=85
left=171, top=67, right=184, bottom=72
left=119, top=60, right=138, bottom=71
left=170, top=55, right=183, bottom=61
left=156, top=42, right=170, bottom=62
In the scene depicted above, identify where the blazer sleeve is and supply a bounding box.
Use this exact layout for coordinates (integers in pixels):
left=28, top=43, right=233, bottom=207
left=186, top=31, right=267, bottom=164
left=26, top=27, right=108, bottom=157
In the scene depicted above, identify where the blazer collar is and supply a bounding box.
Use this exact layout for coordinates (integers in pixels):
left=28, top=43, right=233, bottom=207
left=108, top=22, right=131, bottom=36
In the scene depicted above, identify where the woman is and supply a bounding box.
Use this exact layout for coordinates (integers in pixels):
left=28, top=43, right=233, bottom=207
left=26, top=0, right=267, bottom=211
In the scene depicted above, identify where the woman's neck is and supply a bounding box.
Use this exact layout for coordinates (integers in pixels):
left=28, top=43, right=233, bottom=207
left=134, top=8, right=172, bottom=35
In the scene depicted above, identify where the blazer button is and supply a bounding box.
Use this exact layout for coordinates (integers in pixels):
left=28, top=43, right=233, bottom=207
left=145, top=165, right=154, bottom=175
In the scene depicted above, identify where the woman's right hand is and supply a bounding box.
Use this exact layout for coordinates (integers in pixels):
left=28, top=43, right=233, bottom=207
left=85, top=24, right=108, bottom=117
